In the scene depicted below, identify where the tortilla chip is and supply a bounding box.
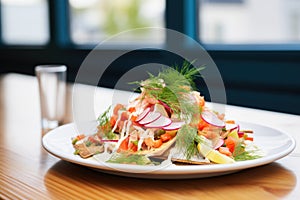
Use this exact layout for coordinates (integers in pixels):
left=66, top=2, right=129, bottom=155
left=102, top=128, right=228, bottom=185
left=74, top=143, right=104, bottom=158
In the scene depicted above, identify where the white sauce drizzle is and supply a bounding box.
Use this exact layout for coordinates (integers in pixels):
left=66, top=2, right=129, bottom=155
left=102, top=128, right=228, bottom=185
left=125, top=120, right=132, bottom=138
left=137, top=129, right=149, bottom=151
left=113, top=112, right=136, bottom=151
left=111, top=111, right=122, bottom=133
left=114, top=120, right=128, bottom=151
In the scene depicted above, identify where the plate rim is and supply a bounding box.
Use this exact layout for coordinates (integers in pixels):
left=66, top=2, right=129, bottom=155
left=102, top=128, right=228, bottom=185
left=42, top=121, right=296, bottom=178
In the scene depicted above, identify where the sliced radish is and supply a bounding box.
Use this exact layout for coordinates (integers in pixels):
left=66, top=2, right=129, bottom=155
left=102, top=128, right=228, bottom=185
left=225, top=123, right=240, bottom=132
left=135, top=107, right=151, bottom=122
left=201, top=110, right=225, bottom=128
left=138, top=112, right=161, bottom=125
left=163, top=121, right=185, bottom=131
left=101, top=139, right=119, bottom=142
left=144, top=115, right=172, bottom=128
left=213, top=138, right=224, bottom=149
left=238, top=131, right=245, bottom=138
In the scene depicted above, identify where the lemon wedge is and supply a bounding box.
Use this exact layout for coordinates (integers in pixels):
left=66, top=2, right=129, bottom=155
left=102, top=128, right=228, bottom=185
left=197, top=143, right=212, bottom=157
left=197, top=142, right=235, bottom=164
left=206, top=150, right=235, bottom=164
left=228, top=129, right=239, bottom=140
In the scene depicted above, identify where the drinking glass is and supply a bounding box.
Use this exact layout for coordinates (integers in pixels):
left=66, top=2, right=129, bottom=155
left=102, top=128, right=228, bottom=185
left=35, top=65, right=67, bottom=131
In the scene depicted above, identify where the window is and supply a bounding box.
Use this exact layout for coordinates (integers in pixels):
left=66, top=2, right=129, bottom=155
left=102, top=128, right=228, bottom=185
left=199, top=0, right=300, bottom=44
left=0, top=0, right=49, bottom=45
left=0, top=0, right=299, bottom=115
left=69, top=0, right=165, bottom=45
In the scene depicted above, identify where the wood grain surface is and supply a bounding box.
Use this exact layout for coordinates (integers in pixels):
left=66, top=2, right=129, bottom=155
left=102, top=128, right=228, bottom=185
left=0, top=74, right=299, bottom=200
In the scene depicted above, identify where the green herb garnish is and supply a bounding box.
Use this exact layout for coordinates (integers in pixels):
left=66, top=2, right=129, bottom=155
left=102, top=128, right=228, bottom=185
left=72, top=138, right=78, bottom=145
left=172, top=60, right=205, bottom=89
left=134, top=61, right=204, bottom=121
left=105, top=131, right=117, bottom=140
left=73, top=149, right=80, bottom=155
left=233, top=142, right=262, bottom=161
left=175, top=124, right=199, bottom=160
left=107, top=153, right=159, bottom=165
left=234, top=151, right=262, bottom=161
left=85, top=140, right=92, bottom=147
left=97, top=106, right=118, bottom=139
left=97, top=106, right=111, bottom=126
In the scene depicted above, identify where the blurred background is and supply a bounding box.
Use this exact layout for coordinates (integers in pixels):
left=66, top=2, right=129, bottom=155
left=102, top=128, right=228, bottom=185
left=0, top=0, right=299, bottom=114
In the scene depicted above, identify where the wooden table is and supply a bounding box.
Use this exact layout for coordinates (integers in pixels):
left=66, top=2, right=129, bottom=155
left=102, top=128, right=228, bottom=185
left=0, top=73, right=299, bottom=200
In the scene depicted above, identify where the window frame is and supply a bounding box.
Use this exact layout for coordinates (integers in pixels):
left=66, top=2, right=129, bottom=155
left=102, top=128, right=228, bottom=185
left=0, top=0, right=299, bottom=115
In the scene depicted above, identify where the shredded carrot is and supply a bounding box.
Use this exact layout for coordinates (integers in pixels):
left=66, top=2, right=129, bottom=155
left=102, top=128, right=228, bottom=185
left=225, top=120, right=235, bottom=124
left=76, top=134, right=85, bottom=140
left=130, top=115, right=137, bottom=122
left=128, top=107, right=136, bottom=113
left=241, top=130, right=254, bottom=133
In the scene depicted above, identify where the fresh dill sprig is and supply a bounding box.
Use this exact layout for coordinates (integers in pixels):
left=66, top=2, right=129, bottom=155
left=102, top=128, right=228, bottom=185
left=233, top=142, right=262, bottom=161
left=106, top=153, right=158, bottom=165
left=97, top=106, right=117, bottom=139
left=134, top=61, right=204, bottom=121
left=174, top=60, right=205, bottom=90
left=234, top=151, right=262, bottom=161
left=175, top=124, right=199, bottom=160
left=97, top=106, right=111, bottom=126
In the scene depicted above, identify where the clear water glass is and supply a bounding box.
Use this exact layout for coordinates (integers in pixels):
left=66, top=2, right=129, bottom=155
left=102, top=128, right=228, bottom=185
left=35, top=65, right=67, bottom=131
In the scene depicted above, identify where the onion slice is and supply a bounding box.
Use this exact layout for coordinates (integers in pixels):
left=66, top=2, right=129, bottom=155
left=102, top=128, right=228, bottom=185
left=201, top=110, right=225, bottom=128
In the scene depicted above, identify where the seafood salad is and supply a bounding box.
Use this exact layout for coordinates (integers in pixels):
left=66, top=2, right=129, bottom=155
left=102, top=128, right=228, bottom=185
left=72, top=62, right=262, bottom=165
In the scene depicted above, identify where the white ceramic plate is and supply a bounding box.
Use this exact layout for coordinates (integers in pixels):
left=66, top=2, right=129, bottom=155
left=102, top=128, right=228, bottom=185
left=42, top=121, right=296, bottom=179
